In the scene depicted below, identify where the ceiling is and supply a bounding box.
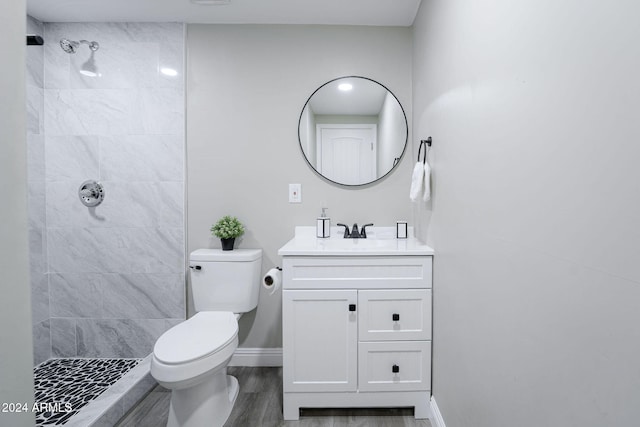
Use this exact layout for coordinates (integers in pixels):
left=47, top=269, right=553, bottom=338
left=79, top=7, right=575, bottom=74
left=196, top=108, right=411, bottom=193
left=309, top=77, right=388, bottom=116
left=27, top=0, right=422, bottom=26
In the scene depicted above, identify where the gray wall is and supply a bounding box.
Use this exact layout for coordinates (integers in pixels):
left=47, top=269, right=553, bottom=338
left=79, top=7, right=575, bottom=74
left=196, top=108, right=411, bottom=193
left=378, top=92, right=406, bottom=176
left=187, top=24, right=412, bottom=348
left=413, top=1, right=640, bottom=426
left=35, top=22, right=186, bottom=359
left=0, top=3, right=36, bottom=426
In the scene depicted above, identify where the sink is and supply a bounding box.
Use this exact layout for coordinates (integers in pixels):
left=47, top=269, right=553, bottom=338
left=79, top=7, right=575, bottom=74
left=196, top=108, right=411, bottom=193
left=317, top=238, right=396, bottom=250
left=278, top=226, right=434, bottom=256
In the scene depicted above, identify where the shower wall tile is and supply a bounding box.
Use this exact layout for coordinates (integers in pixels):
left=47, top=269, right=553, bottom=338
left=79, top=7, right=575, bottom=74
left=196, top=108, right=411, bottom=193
left=47, top=227, right=184, bottom=274
left=101, top=274, right=185, bottom=319
left=46, top=181, right=183, bottom=228
left=27, top=50, right=44, bottom=88
left=27, top=86, right=44, bottom=134
left=27, top=16, right=44, bottom=88
left=68, top=42, right=159, bottom=90
left=127, top=227, right=184, bottom=273
left=45, top=182, right=93, bottom=228
left=28, top=228, right=46, bottom=274
left=44, top=88, right=184, bottom=136
left=139, top=88, right=185, bottom=135
left=44, top=89, right=145, bottom=136
left=154, top=182, right=185, bottom=227
left=28, top=228, right=48, bottom=323
left=76, top=318, right=167, bottom=358
left=100, top=135, right=183, bottom=182
left=50, top=318, right=77, bottom=358
left=27, top=15, right=43, bottom=38
left=165, top=318, right=184, bottom=330
left=98, top=182, right=183, bottom=228
left=44, top=42, right=71, bottom=90
left=27, top=134, right=45, bottom=183
left=31, top=271, right=49, bottom=325
left=49, top=272, right=185, bottom=320
left=159, top=43, right=184, bottom=89
left=28, top=183, right=46, bottom=230
left=45, top=22, right=183, bottom=46
left=45, top=135, right=99, bottom=182
left=33, top=320, right=51, bottom=366
left=28, top=15, right=49, bottom=366
left=41, top=21, right=185, bottom=359
left=50, top=273, right=103, bottom=318
left=47, top=227, right=130, bottom=274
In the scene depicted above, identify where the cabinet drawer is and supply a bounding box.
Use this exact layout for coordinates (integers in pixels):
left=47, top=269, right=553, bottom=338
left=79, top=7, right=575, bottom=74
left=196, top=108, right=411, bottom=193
left=283, top=256, right=432, bottom=289
left=358, top=289, right=431, bottom=341
left=358, top=341, right=431, bottom=392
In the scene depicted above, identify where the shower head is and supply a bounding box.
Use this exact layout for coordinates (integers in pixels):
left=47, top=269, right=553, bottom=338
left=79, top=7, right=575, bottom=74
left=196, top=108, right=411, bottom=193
left=80, top=54, right=98, bottom=77
left=59, top=38, right=100, bottom=54
left=60, top=38, right=79, bottom=53
left=60, top=38, right=101, bottom=77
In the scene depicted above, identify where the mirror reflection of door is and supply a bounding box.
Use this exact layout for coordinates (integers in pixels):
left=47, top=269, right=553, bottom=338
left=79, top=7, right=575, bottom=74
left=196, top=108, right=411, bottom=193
left=298, top=76, right=408, bottom=186
left=317, top=124, right=376, bottom=185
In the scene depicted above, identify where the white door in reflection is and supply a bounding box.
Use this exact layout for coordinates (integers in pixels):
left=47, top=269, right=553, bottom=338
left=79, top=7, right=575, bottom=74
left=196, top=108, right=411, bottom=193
left=317, top=124, right=376, bottom=185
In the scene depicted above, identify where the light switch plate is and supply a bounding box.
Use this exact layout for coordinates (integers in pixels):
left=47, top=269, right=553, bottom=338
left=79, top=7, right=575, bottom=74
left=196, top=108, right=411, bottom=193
left=289, top=183, right=302, bottom=203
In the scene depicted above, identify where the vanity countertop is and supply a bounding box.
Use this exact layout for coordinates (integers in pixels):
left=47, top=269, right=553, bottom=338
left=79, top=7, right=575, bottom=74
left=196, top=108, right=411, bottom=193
left=278, top=226, right=434, bottom=256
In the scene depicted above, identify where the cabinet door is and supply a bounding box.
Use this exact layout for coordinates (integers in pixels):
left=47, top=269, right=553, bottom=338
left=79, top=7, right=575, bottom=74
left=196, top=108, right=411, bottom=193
left=283, top=289, right=357, bottom=392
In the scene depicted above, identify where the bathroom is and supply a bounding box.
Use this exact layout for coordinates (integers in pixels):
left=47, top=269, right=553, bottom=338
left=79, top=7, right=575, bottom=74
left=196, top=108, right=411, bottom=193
left=2, top=0, right=640, bottom=426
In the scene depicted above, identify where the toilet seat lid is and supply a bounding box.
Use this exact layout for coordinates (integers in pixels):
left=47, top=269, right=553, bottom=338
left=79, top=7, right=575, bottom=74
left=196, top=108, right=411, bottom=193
left=153, top=312, right=238, bottom=365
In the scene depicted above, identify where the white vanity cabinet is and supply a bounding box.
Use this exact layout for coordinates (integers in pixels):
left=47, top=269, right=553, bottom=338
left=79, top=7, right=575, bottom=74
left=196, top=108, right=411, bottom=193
left=281, top=254, right=433, bottom=420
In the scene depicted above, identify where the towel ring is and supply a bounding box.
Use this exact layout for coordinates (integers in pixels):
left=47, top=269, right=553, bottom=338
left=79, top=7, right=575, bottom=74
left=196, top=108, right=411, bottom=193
left=418, top=137, right=431, bottom=164
left=418, top=141, right=431, bottom=164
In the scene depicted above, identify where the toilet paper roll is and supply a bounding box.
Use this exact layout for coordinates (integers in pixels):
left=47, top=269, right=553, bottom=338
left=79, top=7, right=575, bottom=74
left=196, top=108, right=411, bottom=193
left=263, top=268, right=282, bottom=296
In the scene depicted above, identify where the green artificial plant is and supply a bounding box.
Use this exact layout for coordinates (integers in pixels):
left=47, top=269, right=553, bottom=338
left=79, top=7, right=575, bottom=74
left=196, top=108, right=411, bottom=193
left=211, top=215, right=245, bottom=239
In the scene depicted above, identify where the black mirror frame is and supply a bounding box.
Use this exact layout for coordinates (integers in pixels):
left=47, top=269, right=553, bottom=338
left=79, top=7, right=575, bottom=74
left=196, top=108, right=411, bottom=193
left=297, top=75, right=408, bottom=187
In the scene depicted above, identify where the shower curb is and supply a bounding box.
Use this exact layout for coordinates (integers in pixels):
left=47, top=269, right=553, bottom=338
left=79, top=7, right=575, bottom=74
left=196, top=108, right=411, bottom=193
left=63, top=354, right=155, bottom=427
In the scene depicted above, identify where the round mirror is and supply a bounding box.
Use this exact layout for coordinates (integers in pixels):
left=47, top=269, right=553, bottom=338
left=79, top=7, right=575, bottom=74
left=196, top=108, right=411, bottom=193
left=298, top=76, right=408, bottom=186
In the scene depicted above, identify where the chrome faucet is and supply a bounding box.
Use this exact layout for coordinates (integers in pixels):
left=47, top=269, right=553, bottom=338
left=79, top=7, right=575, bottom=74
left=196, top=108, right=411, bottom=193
left=337, top=223, right=374, bottom=238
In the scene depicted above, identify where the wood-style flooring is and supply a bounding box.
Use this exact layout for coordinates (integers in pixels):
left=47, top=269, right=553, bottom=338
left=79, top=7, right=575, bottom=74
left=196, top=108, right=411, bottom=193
left=116, top=367, right=433, bottom=427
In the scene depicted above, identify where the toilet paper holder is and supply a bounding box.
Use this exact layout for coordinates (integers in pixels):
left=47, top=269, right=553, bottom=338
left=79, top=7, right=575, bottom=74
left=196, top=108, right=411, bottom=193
left=263, top=267, right=282, bottom=286
left=263, top=267, right=283, bottom=296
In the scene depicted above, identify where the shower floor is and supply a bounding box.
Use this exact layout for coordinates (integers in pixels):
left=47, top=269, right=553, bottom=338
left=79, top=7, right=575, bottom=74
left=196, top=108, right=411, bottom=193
left=33, top=358, right=142, bottom=426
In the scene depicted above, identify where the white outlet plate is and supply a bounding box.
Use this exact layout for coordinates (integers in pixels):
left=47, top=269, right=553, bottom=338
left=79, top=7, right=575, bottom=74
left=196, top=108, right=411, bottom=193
left=289, top=183, right=302, bottom=203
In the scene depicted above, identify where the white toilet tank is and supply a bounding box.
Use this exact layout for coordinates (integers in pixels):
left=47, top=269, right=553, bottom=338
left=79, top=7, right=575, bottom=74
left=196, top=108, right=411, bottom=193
left=190, top=248, right=262, bottom=313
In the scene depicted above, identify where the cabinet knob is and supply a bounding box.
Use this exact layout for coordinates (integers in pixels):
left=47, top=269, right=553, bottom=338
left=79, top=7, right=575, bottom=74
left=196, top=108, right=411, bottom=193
left=189, top=265, right=202, bottom=270
left=392, top=313, right=400, bottom=321
left=349, top=304, right=356, bottom=312
left=392, top=364, right=400, bottom=373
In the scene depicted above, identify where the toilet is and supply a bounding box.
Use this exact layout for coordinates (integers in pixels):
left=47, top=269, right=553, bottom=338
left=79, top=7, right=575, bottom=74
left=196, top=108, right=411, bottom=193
left=151, top=248, right=262, bottom=427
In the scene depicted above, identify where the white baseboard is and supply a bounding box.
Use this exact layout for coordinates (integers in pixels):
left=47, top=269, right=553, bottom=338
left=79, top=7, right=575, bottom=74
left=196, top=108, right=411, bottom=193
left=430, top=396, right=447, bottom=427
left=229, top=347, right=283, bottom=367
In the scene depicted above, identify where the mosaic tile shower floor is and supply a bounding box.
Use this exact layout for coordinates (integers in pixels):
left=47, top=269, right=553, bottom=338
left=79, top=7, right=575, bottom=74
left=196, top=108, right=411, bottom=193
left=33, top=358, right=142, bottom=426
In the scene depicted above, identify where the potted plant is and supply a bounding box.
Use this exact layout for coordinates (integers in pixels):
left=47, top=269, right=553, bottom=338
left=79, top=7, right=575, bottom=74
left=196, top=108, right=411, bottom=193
left=211, top=215, right=245, bottom=251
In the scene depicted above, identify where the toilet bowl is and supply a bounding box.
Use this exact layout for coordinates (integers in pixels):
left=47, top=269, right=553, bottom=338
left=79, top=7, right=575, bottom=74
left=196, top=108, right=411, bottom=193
left=150, top=248, right=262, bottom=427
left=151, top=311, right=239, bottom=427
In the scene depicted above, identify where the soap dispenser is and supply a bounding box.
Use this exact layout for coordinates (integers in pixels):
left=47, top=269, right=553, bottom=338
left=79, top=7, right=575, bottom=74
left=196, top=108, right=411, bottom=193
left=316, top=207, right=331, bottom=238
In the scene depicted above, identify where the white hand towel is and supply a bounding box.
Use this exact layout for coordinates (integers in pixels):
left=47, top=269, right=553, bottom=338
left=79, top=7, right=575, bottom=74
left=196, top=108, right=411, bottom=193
left=422, top=161, right=431, bottom=202
left=409, top=161, right=425, bottom=201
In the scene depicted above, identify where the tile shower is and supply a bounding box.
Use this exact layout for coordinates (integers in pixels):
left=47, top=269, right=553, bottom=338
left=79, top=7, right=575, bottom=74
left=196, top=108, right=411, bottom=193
left=27, top=17, right=185, bottom=424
